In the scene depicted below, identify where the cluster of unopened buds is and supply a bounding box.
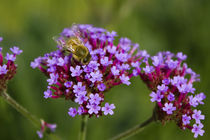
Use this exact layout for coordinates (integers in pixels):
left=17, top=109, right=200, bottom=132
left=139, top=51, right=205, bottom=138
left=31, top=24, right=148, bottom=118
left=0, top=37, right=22, bottom=90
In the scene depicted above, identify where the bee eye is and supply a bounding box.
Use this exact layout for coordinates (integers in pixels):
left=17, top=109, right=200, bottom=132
left=82, top=58, right=89, bottom=64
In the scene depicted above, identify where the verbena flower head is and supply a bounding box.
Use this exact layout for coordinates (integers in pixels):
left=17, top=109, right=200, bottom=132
left=139, top=51, right=205, bottom=138
left=31, top=24, right=147, bottom=118
left=0, top=37, right=22, bottom=90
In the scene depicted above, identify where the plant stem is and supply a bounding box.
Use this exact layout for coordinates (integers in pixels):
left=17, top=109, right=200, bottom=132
left=0, top=90, right=40, bottom=127
left=110, top=115, right=154, bottom=140
left=0, top=90, right=60, bottom=140
left=79, top=115, right=88, bottom=140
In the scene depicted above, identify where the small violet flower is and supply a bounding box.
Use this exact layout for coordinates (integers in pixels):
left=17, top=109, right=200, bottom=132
left=10, top=46, right=23, bottom=55
left=119, top=74, right=131, bottom=85
left=192, top=110, right=205, bottom=124
left=162, top=103, right=176, bottom=115
left=0, top=37, right=3, bottom=42
left=0, top=64, right=8, bottom=75
left=86, top=103, right=101, bottom=114
left=68, top=107, right=77, bottom=117
left=167, top=93, right=175, bottom=101
left=182, top=114, right=191, bottom=125
left=70, top=66, right=83, bottom=77
left=5, top=53, right=16, bottom=61
left=192, top=123, right=205, bottom=138
left=150, top=91, right=163, bottom=102
left=89, top=93, right=102, bottom=105
left=44, top=89, right=52, bottom=99
left=102, top=103, right=116, bottom=115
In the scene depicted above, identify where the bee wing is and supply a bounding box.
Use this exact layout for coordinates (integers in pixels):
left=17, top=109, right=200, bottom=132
left=52, top=36, right=66, bottom=47
left=71, top=24, right=84, bottom=41
left=71, top=23, right=80, bottom=35
left=66, top=44, right=76, bottom=52
left=53, top=36, right=77, bottom=54
left=65, top=24, right=87, bottom=47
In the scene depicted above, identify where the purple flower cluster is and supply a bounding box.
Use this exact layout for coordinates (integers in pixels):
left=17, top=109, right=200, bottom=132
left=0, top=37, right=22, bottom=90
left=37, top=120, right=57, bottom=139
left=139, top=51, right=205, bottom=138
left=31, top=24, right=146, bottom=118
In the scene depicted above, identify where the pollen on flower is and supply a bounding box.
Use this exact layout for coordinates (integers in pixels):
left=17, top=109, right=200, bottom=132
left=139, top=51, right=206, bottom=138
left=31, top=24, right=147, bottom=118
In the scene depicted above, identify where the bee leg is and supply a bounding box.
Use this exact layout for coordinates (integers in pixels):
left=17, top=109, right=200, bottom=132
left=70, top=57, right=76, bottom=66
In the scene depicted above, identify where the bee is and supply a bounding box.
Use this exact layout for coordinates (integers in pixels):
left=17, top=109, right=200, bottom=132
left=53, top=25, right=91, bottom=65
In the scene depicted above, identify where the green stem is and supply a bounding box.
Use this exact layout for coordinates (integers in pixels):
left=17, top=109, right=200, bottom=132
left=0, top=90, right=40, bottom=127
left=0, top=90, right=60, bottom=140
left=79, top=115, right=88, bottom=140
left=110, top=115, right=154, bottom=140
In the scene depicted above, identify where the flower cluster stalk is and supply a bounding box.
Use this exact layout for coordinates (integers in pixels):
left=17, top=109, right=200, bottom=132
left=110, top=115, right=154, bottom=140
left=0, top=90, right=40, bottom=127
left=0, top=90, right=60, bottom=140
left=79, top=115, right=88, bottom=140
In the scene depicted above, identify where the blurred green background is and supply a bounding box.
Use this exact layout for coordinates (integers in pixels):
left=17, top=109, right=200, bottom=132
left=0, top=0, right=209, bottom=140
